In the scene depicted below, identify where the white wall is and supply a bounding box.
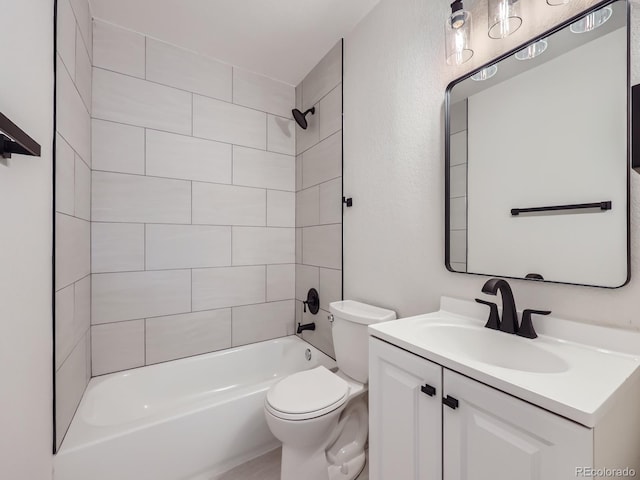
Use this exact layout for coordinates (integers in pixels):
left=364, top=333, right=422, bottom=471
left=0, top=0, right=54, bottom=479
left=90, top=21, right=297, bottom=376
left=344, top=0, right=640, bottom=329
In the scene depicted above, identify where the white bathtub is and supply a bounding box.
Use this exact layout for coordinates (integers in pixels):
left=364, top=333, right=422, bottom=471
left=54, top=336, right=336, bottom=480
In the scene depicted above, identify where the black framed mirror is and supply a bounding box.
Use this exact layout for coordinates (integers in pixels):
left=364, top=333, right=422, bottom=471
left=445, top=0, right=630, bottom=288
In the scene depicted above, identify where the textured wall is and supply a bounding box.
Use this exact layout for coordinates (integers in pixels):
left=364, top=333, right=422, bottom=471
left=55, top=0, right=93, bottom=450
left=295, top=42, right=344, bottom=358
left=0, top=0, right=54, bottom=477
left=90, top=20, right=297, bottom=376
left=344, top=0, right=640, bottom=328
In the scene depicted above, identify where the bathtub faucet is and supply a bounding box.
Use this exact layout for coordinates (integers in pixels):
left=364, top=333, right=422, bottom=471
left=297, top=322, right=316, bottom=334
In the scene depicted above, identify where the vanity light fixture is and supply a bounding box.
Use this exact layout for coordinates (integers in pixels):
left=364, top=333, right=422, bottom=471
left=547, top=0, right=570, bottom=6
left=471, top=64, right=498, bottom=81
left=515, top=39, right=548, bottom=60
left=488, top=0, right=522, bottom=39
left=570, top=5, right=612, bottom=33
left=445, top=0, right=474, bottom=65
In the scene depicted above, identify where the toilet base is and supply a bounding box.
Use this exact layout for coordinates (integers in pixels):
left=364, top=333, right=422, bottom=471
left=328, top=451, right=366, bottom=480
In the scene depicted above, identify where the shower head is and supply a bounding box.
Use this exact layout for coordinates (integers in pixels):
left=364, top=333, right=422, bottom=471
left=292, top=107, right=316, bottom=130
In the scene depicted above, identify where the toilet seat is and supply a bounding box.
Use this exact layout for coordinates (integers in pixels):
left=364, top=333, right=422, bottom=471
left=266, top=366, right=349, bottom=421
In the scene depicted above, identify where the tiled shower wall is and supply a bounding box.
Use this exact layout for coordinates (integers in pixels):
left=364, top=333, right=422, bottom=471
left=55, top=0, right=93, bottom=449
left=90, top=20, right=297, bottom=376
left=449, top=100, right=468, bottom=271
left=295, top=41, right=344, bottom=358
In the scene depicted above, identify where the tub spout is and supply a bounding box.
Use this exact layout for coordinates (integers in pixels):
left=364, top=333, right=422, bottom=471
left=297, top=322, right=316, bottom=334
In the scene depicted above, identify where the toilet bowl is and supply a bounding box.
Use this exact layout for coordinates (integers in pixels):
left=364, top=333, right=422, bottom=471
left=264, top=301, right=396, bottom=480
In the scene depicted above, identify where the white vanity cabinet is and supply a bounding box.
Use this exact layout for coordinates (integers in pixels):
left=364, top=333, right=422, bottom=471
left=369, top=337, right=442, bottom=480
left=369, top=337, right=594, bottom=480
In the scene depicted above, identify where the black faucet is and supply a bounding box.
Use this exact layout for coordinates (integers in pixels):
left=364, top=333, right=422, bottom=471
left=480, top=278, right=519, bottom=334
left=297, top=322, right=316, bottom=334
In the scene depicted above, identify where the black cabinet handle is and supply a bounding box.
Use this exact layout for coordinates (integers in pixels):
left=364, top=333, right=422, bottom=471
left=420, top=384, right=436, bottom=397
left=443, top=395, right=459, bottom=410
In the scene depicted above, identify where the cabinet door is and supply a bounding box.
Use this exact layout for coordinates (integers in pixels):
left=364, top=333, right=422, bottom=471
left=443, top=369, right=593, bottom=480
left=369, top=337, right=442, bottom=480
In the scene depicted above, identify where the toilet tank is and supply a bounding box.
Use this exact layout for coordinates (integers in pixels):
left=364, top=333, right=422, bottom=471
left=329, top=301, right=396, bottom=383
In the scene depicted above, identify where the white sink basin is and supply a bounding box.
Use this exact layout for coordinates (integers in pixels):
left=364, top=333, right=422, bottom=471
left=417, top=323, right=569, bottom=374
left=369, top=297, right=640, bottom=428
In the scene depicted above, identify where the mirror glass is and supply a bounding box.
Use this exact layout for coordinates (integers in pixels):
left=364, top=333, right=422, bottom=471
left=446, top=0, right=629, bottom=288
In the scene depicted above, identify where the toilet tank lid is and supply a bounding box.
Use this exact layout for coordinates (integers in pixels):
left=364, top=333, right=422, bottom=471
left=329, top=300, right=396, bottom=325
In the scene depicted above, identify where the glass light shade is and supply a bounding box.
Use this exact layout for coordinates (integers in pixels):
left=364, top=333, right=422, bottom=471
left=570, top=6, right=612, bottom=33
left=515, top=39, right=548, bottom=60
left=471, top=64, right=498, bottom=81
left=488, top=0, right=522, bottom=39
left=547, top=0, right=570, bottom=6
left=445, top=9, right=473, bottom=65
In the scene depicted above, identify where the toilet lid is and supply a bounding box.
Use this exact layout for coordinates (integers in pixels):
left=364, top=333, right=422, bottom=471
left=266, top=366, right=349, bottom=416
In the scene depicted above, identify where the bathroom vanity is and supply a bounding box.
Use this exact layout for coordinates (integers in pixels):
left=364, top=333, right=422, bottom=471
left=368, top=297, right=640, bottom=480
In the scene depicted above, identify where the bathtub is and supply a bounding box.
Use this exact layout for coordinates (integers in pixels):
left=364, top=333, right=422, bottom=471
left=54, top=336, right=336, bottom=480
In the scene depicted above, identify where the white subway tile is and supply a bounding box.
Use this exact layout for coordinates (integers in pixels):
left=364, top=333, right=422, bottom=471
left=147, top=39, right=232, bottom=101
left=57, top=0, right=76, bottom=77
left=302, top=224, right=341, bottom=269
left=267, top=264, right=295, bottom=302
left=92, top=223, right=145, bottom=273
left=267, top=115, right=295, bottom=155
left=74, top=156, right=91, bottom=221
left=55, top=213, right=90, bottom=290
left=450, top=230, right=467, bottom=264
left=56, top=135, right=75, bottom=216
left=55, top=333, right=89, bottom=448
left=146, top=130, right=232, bottom=184
left=232, top=227, right=295, bottom=265
left=295, top=228, right=302, bottom=264
left=193, top=95, right=266, bottom=149
left=296, top=85, right=302, bottom=110
left=233, top=146, right=295, bottom=192
left=295, top=155, right=303, bottom=191
left=233, top=69, right=294, bottom=118
left=232, top=300, right=295, bottom=347
left=192, top=182, right=265, bottom=226
left=302, top=41, right=342, bottom=108
left=296, top=103, right=320, bottom=154
left=296, top=187, right=320, bottom=227
left=299, top=308, right=335, bottom=358
left=319, top=178, right=342, bottom=225
left=54, top=284, right=75, bottom=371
left=92, top=320, right=144, bottom=375
left=58, top=56, right=91, bottom=164
left=75, top=30, right=92, bottom=112
left=92, top=120, right=145, bottom=175
left=302, top=132, right=341, bottom=189
left=93, top=68, right=192, bottom=135
left=450, top=132, right=467, bottom=167
left=295, top=264, right=319, bottom=302
left=267, top=190, right=295, bottom=228
left=319, top=268, right=342, bottom=311
left=69, top=0, right=92, bottom=60
left=93, top=21, right=145, bottom=78
left=92, top=270, right=191, bottom=324
left=74, top=276, right=91, bottom=344
left=451, top=262, right=467, bottom=272
left=450, top=164, right=467, bottom=198
left=450, top=196, right=467, bottom=231
left=192, top=266, right=265, bottom=311
left=319, top=85, right=341, bottom=141
left=146, top=309, right=232, bottom=364
left=450, top=100, right=468, bottom=134
left=146, top=225, right=232, bottom=270
left=92, top=171, right=191, bottom=223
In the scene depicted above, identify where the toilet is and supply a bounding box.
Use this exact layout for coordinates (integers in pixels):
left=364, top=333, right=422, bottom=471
left=264, top=300, right=396, bottom=480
